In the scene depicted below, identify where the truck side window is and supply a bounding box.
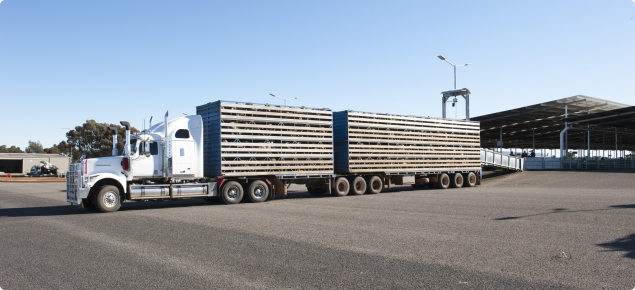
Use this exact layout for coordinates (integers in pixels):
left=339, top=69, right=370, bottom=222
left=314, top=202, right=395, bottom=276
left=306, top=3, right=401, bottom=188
left=150, top=142, right=158, bottom=155
left=175, top=129, right=190, bottom=139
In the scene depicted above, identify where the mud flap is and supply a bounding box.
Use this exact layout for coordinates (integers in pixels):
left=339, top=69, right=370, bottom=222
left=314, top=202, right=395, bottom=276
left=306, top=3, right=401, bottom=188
left=268, top=176, right=287, bottom=197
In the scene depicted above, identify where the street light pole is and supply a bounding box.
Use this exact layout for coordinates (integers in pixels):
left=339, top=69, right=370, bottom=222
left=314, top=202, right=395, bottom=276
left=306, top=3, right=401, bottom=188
left=438, top=55, right=471, bottom=90
left=270, top=93, right=299, bottom=107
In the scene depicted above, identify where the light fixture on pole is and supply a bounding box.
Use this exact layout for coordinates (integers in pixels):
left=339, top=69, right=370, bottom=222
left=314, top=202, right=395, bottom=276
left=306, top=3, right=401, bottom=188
left=437, top=55, right=471, bottom=90
left=270, top=93, right=299, bottom=107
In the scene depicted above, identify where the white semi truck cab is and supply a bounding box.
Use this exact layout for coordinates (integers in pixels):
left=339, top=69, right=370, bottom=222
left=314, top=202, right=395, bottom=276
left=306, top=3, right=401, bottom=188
left=66, top=112, right=217, bottom=212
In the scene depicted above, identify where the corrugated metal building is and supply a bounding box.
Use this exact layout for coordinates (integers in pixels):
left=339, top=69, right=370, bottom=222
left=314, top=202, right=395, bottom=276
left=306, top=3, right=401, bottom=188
left=0, top=153, right=71, bottom=174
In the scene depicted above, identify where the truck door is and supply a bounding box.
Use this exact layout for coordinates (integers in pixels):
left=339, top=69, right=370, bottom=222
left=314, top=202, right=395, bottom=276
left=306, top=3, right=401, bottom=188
left=172, top=129, right=193, bottom=176
left=134, top=140, right=161, bottom=177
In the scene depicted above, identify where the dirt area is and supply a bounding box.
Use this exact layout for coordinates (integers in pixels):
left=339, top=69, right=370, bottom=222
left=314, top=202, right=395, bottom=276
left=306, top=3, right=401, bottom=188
left=0, top=176, right=65, bottom=182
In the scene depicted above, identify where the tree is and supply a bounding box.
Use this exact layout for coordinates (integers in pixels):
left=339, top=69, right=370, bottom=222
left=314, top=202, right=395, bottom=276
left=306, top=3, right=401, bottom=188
left=25, top=140, right=45, bottom=153
left=43, top=146, right=61, bottom=155
left=65, top=120, right=138, bottom=162
left=54, top=141, right=80, bottom=162
left=0, top=145, right=24, bottom=153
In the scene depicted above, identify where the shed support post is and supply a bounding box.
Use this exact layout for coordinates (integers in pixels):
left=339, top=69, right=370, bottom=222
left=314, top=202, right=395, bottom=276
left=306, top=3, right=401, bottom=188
left=499, top=128, right=503, bottom=153
left=560, top=126, right=571, bottom=162
left=560, top=105, right=569, bottom=157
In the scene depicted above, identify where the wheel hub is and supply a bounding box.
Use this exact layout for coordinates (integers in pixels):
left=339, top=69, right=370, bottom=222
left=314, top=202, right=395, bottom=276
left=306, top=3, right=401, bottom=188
left=103, top=192, right=118, bottom=208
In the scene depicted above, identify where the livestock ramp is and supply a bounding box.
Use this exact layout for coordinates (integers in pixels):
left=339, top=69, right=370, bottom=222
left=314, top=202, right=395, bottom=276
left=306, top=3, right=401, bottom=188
left=480, top=149, right=524, bottom=171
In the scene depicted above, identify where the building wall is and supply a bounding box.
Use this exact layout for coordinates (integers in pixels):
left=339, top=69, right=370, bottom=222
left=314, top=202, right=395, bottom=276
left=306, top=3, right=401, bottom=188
left=22, top=158, right=51, bottom=174
left=0, top=154, right=71, bottom=174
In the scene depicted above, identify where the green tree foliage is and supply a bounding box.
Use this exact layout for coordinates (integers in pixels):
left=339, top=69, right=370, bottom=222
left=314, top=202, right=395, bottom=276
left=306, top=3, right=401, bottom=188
left=53, top=141, right=80, bottom=162
left=65, top=120, right=138, bottom=162
left=0, top=145, right=24, bottom=153
left=43, top=146, right=61, bottom=155
left=25, top=140, right=45, bottom=153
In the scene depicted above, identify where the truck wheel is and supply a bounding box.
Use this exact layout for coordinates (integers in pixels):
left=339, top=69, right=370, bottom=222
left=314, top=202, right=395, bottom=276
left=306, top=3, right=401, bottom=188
left=348, top=176, right=366, bottom=195
left=463, top=172, right=477, bottom=187
left=450, top=173, right=463, bottom=188
left=94, top=185, right=122, bottom=213
left=332, top=177, right=350, bottom=196
left=435, top=173, right=450, bottom=190
left=220, top=181, right=243, bottom=204
left=365, top=176, right=383, bottom=194
left=247, top=180, right=269, bottom=203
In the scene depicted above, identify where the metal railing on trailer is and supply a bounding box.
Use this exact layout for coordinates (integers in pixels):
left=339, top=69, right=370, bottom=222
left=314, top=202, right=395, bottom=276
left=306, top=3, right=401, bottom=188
left=480, top=149, right=524, bottom=171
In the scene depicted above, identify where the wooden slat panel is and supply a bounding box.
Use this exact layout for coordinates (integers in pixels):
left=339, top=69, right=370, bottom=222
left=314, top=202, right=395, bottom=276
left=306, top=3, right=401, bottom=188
left=223, top=129, right=332, bottom=137
left=221, top=148, right=332, bottom=153
left=220, top=108, right=333, bottom=120
left=347, top=121, right=478, bottom=132
left=221, top=102, right=333, bottom=115
left=223, top=170, right=333, bottom=176
left=222, top=160, right=333, bottom=165
left=221, top=115, right=332, bottom=125
left=347, top=117, right=478, bottom=130
left=221, top=123, right=332, bottom=131
left=221, top=135, right=331, bottom=142
left=221, top=142, right=332, bottom=148
left=347, top=112, right=479, bottom=126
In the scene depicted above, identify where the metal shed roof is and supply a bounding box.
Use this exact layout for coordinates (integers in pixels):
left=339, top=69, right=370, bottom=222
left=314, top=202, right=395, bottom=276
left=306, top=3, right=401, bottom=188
left=560, top=106, right=635, bottom=149
left=471, top=95, right=630, bottom=149
left=0, top=153, right=67, bottom=159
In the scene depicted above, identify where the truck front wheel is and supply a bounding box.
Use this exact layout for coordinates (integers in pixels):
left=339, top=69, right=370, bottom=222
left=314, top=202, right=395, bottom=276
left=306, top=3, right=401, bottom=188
left=220, top=181, right=244, bottom=204
left=94, top=185, right=122, bottom=213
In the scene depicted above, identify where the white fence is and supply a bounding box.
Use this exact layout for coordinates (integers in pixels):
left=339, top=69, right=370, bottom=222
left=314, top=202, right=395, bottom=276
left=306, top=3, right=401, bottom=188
left=480, top=149, right=524, bottom=171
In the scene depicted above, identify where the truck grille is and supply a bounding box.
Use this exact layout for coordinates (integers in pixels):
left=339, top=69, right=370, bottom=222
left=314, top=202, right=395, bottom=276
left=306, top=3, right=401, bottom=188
left=66, top=163, right=81, bottom=203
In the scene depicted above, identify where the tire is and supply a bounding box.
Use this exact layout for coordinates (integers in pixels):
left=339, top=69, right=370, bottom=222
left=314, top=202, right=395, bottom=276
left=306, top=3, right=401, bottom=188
left=435, top=173, right=450, bottom=190
left=450, top=173, right=464, bottom=188
left=247, top=180, right=269, bottom=203
left=94, top=185, right=122, bottom=213
left=220, top=181, right=244, bottom=204
left=332, top=177, right=350, bottom=196
left=365, top=176, right=383, bottom=194
left=348, top=176, right=366, bottom=195
left=463, top=172, right=477, bottom=187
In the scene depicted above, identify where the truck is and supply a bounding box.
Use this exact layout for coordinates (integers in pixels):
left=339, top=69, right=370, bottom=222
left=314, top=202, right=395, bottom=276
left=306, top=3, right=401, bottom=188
left=28, top=161, right=59, bottom=176
left=66, top=100, right=481, bottom=212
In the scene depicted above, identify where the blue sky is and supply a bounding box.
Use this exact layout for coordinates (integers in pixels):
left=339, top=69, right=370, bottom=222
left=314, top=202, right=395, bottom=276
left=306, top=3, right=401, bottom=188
left=1, top=0, right=634, bottom=149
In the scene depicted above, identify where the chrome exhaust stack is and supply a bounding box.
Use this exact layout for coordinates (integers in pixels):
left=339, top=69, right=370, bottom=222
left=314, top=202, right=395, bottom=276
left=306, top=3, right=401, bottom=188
left=162, top=111, right=171, bottom=178
left=120, top=121, right=131, bottom=156
left=109, top=126, right=118, bottom=156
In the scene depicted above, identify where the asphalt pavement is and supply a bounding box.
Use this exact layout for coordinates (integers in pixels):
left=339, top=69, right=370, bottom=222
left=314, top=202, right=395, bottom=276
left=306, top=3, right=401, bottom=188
left=1, top=171, right=634, bottom=289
